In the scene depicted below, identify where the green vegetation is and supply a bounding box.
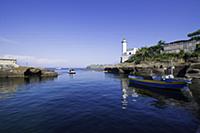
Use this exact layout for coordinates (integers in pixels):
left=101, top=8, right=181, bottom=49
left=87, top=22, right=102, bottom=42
left=126, top=40, right=164, bottom=64
left=126, top=29, right=200, bottom=64
left=187, top=29, right=200, bottom=41
left=188, top=29, right=200, bottom=38
left=196, top=43, right=200, bottom=51
left=126, top=41, right=200, bottom=64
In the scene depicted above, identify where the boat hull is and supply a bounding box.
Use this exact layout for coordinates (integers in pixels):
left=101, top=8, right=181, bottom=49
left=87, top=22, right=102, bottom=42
left=68, top=72, right=76, bottom=74
left=129, top=77, right=187, bottom=90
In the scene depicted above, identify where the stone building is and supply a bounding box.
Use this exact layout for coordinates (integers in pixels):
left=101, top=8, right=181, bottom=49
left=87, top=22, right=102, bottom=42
left=163, top=39, right=200, bottom=53
left=120, top=38, right=138, bottom=63
left=0, top=58, right=19, bottom=69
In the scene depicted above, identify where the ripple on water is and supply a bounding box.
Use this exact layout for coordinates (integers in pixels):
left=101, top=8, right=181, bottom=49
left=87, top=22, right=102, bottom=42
left=0, top=70, right=199, bottom=133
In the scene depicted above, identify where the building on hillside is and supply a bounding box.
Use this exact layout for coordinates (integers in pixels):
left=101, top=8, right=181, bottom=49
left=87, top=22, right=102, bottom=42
left=120, top=38, right=138, bottom=63
left=0, top=58, right=19, bottom=69
left=163, top=39, right=200, bottom=53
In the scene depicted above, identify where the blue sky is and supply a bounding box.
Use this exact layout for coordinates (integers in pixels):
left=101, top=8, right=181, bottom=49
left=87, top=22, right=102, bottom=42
left=0, top=0, right=200, bottom=67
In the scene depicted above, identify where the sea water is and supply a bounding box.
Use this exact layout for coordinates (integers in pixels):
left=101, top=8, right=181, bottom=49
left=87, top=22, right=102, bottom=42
left=0, top=70, right=199, bottom=133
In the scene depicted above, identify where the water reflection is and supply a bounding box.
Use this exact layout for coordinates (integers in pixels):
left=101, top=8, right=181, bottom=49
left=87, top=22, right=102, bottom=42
left=120, top=78, right=138, bottom=109
left=190, top=79, right=200, bottom=115
left=104, top=73, right=194, bottom=110
left=69, top=73, right=75, bottom=79
left=104, top=73, right=138, bottom=109
left=0, top=77, right=57, bottom=99
left=0, top=71, right=198, bottom=133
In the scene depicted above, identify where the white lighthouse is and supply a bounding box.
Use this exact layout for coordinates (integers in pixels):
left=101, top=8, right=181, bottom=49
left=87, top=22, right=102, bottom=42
left=120, top=38, right=138, bottom=63
left=122, top=38, right=127, bottom=54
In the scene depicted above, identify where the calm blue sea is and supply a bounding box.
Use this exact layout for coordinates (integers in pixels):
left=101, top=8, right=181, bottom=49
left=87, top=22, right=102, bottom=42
left=0, top=70, right=199, bottom=133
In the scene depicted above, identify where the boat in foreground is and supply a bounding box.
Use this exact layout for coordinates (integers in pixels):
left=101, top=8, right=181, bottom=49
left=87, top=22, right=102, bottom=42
left=129, top=75, right=190, bottom=90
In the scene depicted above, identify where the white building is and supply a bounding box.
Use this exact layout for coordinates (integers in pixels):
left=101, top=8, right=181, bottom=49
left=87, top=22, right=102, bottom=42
left=120, top=38, right=138, bottom=63
left=0, top=58, right=19, bottom=69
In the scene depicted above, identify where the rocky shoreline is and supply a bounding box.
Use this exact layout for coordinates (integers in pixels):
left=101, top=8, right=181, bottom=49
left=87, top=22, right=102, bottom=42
left=0, top=66, right=58, bottom=78
left=87, top=62, right=200, bottom=79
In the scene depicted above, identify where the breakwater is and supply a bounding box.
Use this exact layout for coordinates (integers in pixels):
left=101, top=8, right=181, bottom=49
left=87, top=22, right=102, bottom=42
left=0, top=66, right=58, bottom=78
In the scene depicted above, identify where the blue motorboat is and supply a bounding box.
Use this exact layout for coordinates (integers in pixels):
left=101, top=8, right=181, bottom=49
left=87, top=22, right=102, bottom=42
left=129, top=75, right=190, bottom=90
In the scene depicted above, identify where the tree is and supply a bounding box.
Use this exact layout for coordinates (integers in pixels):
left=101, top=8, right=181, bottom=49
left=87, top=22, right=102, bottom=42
left=187, top=29, right=200, bottom=38
left=183, top=52, right=191, bottom=62
left=157, top=40, right=165, bottom=45
left=196, top=44, right=200, bottom=52
left=178, top=50, right=185, bottom=58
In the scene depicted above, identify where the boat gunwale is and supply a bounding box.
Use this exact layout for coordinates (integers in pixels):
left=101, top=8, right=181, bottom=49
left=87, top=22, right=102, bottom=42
left=129, top=77, right=186, bottom=85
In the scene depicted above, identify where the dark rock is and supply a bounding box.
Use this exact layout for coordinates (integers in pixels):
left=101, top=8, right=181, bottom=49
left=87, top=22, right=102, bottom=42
left=176, top=65, right=190, bottom=77
left=0, top=66, right=58, bottom=78
left=41, top=70, right=58, bottom=77
left=185, top=63, right=200, bottom=79
left=24, top=68, right=41, bottom=77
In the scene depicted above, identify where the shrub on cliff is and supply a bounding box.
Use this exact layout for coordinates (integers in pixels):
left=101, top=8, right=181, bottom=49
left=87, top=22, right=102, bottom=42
left=126, top=43, right=200, bottom=64
left=126, top=41, right=164, bottom=63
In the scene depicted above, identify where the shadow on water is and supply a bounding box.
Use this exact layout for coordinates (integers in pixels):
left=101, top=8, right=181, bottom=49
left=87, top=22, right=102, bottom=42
left=190, top=79, right=200, bottom=115
left=129, top=83, right=190, bottom=101
left=0, top=77, right=57, bottom=99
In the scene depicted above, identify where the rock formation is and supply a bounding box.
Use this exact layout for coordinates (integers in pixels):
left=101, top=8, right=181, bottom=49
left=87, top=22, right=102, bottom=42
left=0, top=66, right=58, bottom=78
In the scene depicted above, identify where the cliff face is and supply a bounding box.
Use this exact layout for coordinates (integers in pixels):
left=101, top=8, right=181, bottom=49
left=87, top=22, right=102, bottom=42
left=0, top=66, right=58, bottom=78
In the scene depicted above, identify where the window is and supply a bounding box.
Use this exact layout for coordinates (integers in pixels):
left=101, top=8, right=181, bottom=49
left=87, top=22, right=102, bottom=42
left=129, top=52, right=131, bottom=55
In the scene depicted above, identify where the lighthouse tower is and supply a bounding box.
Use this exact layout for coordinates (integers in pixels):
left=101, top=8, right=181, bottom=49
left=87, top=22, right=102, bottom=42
left=122, top=38, right=127, bottom=54
left=120, top=38, right=138, bottom=63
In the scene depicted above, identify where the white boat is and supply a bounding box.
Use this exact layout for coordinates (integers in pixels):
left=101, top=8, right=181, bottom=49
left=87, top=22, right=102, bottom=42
left=68, top=69, right=76, bottom=74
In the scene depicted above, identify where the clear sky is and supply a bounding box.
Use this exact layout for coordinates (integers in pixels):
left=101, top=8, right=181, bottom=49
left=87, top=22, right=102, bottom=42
left=0, top=0, right=200, bottom=67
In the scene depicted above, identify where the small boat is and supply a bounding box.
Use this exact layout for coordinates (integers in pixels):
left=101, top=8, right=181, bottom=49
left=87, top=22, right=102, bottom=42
left=129, top=75, right=190, bottom=90
left=68, top=69, right=76, bottom=74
